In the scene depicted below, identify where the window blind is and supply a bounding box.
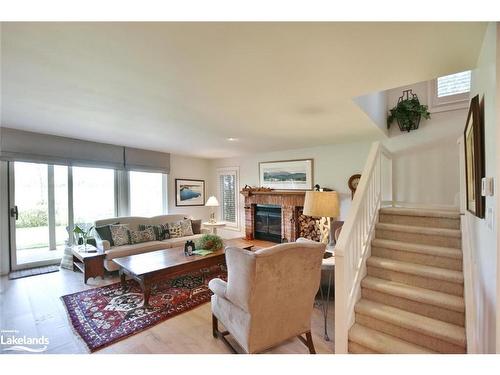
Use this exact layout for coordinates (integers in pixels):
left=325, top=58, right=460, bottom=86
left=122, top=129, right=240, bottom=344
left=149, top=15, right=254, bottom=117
left=0, top=128, right=124, bottom=169
left=124, top=147, right=170, bottom=174
left=0, top=128, right=171, bottom=173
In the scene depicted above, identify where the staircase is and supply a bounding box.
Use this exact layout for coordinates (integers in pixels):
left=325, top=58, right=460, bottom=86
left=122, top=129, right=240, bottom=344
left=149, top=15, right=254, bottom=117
left=348, top=207, right=466, bottom=354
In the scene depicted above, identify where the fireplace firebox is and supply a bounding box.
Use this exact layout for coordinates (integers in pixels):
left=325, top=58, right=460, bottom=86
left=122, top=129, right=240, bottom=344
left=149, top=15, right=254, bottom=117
left=254, top=205, right=282, bottom=243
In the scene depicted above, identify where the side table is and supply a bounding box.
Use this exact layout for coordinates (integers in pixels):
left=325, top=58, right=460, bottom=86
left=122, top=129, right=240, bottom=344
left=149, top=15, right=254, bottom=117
left=202, top=222, right=226, bottom=235
left=71, top=245, right=106, bottom=284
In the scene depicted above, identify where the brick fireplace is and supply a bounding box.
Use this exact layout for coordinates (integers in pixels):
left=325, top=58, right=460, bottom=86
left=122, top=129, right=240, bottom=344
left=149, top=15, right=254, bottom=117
left=241, top=190, right=307, bottom=243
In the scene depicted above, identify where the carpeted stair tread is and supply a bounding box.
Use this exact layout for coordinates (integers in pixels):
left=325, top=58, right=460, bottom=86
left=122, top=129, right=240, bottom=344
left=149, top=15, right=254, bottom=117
left=379, top=207, right=460, bottom=219
left=367, top=257, right=464, bottom=284
left=355, top=300, right=466, bottom=348
left=349, top=323, right=436, bottom=354
left=371, top=239, right=462, bottom=259
left=361, top=276, right=465, bottom=313
left=375, top=223, right=461, bottom=238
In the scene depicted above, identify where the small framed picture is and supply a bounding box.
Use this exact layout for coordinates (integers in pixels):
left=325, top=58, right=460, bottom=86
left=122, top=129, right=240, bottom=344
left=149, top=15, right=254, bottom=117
left=184, top=240, right=195, bottom=256
left=175, top=179, right=205, bottom=206
left=259, top=159, right=313, bottom=190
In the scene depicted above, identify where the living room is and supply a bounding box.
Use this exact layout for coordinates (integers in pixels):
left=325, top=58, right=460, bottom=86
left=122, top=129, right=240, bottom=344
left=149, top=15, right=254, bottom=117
left=1, top=1, right=500, bottom=373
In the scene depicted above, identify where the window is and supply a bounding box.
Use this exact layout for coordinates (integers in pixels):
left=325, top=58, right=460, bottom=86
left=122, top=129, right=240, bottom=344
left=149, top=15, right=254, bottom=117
left=437, top=71, right=471, bottom=97
left=129, top=171, right=167, bottom=217
left=217, top=167, right=239, bottom=228
left=428, top=70, right=471, bottom=113
left=73, top=166, right=116, bottom=226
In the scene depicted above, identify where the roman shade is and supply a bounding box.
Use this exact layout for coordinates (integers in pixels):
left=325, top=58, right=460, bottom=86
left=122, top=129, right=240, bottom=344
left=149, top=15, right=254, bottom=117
left=0, top=127, right=124, bottom=169
left=124, top=147, right=170, bottom=174
left=0, top=128, right=171, bottom=173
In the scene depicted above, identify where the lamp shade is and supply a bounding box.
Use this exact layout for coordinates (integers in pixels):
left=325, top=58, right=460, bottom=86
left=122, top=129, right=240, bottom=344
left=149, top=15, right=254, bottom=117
left=205, top=196, right=219, bottom=207
left=303, top=191, right=339, bottom=218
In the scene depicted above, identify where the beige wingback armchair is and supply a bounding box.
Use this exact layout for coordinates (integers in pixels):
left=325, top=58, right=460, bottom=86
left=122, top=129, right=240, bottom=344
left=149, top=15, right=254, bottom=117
left=208, top=238, right=326, bottom=354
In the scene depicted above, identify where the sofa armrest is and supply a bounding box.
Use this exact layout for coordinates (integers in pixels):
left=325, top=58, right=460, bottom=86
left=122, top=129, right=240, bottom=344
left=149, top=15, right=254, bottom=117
left=96, top=239, right=111, bottom=251
left=208, top=278, right=227, bottom=298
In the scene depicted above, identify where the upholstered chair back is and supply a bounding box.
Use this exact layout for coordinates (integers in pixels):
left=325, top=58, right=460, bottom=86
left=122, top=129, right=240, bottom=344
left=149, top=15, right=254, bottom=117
left=223, top=238, right=325, bottom=353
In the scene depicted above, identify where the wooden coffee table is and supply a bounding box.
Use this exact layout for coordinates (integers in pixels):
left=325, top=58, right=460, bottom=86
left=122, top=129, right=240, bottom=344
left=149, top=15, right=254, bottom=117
left=113, top=238, right=254, bottom=307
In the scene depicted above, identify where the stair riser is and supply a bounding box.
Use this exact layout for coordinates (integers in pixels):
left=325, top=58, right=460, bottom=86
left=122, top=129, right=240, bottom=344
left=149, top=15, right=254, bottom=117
left=348, top=341, right=378, bottom=354
left=379, top=214, right=460, bottom=230
left=361, top=288, right=465, bottom=326
left=376, top=229, right=461, bottom=248
left=371, top=246, right=463, bottom=271
left=355, top=314, right=466, bottom=353
left=367, top=266, right=464, bottom=296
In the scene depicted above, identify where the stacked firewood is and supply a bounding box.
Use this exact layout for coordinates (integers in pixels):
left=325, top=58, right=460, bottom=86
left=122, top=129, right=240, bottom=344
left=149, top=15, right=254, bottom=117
left=297, top=211, right=321, bottom=241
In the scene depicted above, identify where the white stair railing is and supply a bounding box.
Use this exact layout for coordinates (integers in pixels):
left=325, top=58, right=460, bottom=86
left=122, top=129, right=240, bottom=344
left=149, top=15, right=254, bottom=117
left=334, top=141, right=393, bottom=353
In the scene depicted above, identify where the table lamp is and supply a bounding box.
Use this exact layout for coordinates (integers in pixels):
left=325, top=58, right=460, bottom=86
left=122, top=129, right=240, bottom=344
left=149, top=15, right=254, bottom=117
left=205, top=196, right=219, bottom=224
left=303, top=191, right=339, bottom=248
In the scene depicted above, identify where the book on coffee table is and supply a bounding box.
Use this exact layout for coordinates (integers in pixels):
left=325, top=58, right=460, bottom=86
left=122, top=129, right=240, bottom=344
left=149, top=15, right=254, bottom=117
left=192, top=249, right=214, bottom=256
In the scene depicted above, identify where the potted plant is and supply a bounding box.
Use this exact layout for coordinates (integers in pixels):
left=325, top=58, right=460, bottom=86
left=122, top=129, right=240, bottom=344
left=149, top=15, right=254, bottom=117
left=195, top=234, right=224, bottom=252
left=73, top=224, right=94, bottom=251
left=387, top=90, right=431, bottom=132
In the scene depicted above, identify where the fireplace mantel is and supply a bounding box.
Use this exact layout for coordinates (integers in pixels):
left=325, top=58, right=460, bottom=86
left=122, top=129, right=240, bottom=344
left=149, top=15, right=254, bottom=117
left=240, top=190, right=307, bottom=242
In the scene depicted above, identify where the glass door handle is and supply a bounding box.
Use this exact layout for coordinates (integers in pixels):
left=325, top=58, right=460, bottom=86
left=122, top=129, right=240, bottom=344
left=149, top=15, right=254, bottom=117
left=10, top=206, right=18, bottom=220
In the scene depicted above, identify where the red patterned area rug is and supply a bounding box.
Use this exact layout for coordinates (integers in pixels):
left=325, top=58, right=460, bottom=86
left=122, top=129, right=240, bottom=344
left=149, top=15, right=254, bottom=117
left=62, top=263, right=226, bottom=352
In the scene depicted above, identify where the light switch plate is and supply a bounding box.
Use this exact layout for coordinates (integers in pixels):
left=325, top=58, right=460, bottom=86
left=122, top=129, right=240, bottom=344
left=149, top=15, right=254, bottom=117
left=481, top=177, right=494, bottom=196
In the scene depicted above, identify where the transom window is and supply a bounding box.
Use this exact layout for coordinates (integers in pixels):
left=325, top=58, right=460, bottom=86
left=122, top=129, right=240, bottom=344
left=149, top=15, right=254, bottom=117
left=437, top=71, right=471, bottom=98
left=428, top=70, right=471, bottom=113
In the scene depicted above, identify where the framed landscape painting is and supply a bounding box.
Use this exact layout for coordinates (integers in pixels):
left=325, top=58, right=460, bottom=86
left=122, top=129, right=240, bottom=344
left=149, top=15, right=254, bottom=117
left=259, top=159, right=313, bottom=190
left=464, top=95, right=485, bottom=218
left=175, top=179, right=205, bottom=206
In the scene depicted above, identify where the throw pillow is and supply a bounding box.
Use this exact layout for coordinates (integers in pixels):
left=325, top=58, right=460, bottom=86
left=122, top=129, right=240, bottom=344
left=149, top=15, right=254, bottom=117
left=179, top=219, right=194, bottom=236
left=95, top=225, right=115, bottom=246
left=138, top=223, right=170, bottom=240
left=191, top=219, right=202, bottom=234
left=168, top=222, right=183, bottom=238
left=128, top=227, right=156, bottom=244
left=110, top=224, right=130, bottom=246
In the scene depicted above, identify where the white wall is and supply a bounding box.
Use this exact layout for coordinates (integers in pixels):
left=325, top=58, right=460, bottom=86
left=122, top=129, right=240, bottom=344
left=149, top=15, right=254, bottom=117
left=168, top=154, right=213, bottom=222
left=464, top=22, right=497, bottom=354
left=383, top=80, right=468, bottom=209
left=209, top=142, right=372, bottom=238
left=354, top=90, right=388, bottom=137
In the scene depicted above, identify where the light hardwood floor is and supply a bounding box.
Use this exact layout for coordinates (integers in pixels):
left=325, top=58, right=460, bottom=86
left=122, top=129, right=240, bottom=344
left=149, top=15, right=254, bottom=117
left=0, top=261, right=334, bottom=354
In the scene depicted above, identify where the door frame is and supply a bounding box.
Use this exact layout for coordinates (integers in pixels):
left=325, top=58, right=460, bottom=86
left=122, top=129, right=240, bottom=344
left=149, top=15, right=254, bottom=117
left=8, top=161, right=63, bottom=271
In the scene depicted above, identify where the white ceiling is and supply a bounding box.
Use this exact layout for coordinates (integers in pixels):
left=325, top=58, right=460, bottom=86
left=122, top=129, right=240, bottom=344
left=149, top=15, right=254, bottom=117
left=0, top=22, right=487, bottom=159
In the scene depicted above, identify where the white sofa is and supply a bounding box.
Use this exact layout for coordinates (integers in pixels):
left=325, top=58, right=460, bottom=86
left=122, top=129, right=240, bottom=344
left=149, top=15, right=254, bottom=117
left=94, top=214, right=208, bottom=271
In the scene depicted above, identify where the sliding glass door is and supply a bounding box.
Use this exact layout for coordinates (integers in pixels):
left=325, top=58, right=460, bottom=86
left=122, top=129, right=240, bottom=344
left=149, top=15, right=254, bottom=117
left=8, top=162, right=162, bottom=270
left=9, top=162, right=68, bottom=269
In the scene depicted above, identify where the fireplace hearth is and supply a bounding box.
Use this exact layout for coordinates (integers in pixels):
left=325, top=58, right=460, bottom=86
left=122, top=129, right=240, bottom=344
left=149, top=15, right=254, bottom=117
left=254, top=205, right=282, bottom=242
